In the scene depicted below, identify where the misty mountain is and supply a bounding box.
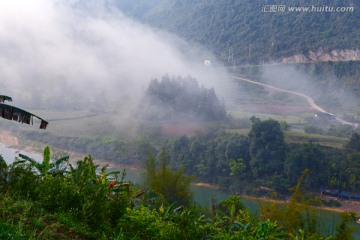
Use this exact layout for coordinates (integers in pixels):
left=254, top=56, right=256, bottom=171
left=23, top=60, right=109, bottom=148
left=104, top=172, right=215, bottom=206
left=112, top=0, right=360, bottom=115
left=0, top=1, right=230, bottom=111
left=114, top=0, right=360, bottom=64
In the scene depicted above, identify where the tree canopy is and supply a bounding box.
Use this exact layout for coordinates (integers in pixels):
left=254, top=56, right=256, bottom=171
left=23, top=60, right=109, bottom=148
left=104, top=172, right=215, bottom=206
left=137, top=75, right=226, bottom=122
left=115, top=0, right=360, bottom=64
left=248, top=117, right=286, bottom=178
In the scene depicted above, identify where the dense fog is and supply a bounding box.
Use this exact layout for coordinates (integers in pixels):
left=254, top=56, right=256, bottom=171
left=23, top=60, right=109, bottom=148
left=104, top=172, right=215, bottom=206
left=0, top=0, right=229, bottom=112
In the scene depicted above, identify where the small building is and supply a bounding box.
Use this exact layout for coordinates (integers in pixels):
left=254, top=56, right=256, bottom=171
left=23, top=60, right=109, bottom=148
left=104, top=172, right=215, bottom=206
left=203, top=60, right=211, bottom=66
left=314, top=111, right=336, bottom=121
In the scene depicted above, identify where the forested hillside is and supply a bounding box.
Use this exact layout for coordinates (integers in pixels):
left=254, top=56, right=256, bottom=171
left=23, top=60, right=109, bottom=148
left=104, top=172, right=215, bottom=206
left=114, top=0, right=360, bottom=64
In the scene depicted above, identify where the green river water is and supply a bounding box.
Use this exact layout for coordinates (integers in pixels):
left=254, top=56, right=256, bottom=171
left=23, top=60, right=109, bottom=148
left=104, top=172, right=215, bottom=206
left=191, top=184, right=360, bottom=238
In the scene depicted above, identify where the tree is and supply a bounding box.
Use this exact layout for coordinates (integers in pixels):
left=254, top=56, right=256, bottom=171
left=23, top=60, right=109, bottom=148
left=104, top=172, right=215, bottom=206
left=260, top=169, right=324, bottom=237
left=167, top=135, right=191, bottom=171
left=280, top=121, right=291, bottom=131
left=335, top=212, right=357, bottom=240
left=345, top=133, right=360, bottom=153
left=0, top=155, right=7, bottom=192
left=145, top=149, right=195, bottom=206
left=343, top=153, right=360, bottom=192
left=248, top=117, right=287, bottom=178
left=138, top=75, right=226, bottom=121
left=284, top=143, right=326, bottom=189
left=0, top=95, right=48, bottom=129
left=229, top=158, right=247, bottom=178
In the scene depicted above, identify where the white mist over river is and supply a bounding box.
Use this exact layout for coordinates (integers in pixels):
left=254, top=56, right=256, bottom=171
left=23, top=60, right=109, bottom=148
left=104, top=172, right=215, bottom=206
left=0, top=142, right=42, bottom=164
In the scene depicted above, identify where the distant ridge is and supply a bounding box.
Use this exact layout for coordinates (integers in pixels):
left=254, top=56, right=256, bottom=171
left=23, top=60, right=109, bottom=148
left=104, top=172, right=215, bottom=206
left=115, top=0, right=360, bottom=64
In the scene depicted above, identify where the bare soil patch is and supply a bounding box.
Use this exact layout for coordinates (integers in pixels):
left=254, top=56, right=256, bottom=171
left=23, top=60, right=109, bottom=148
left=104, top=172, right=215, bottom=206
left=161, top=123, right=204, bottom=137
left=193, top=182, right=219, bottom=190
left=0, top=131, right=19, bottom=147
left=319, top=195, right=360, bottom=215
left=240, top=104, right=313, bottom=114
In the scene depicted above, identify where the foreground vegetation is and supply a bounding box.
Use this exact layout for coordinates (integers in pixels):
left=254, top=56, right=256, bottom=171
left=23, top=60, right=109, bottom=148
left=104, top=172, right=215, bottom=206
left=0, top=146, right=356, bottom=239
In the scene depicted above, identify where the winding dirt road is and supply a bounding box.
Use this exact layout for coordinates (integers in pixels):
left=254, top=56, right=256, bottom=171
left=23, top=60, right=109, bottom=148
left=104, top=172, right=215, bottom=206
left=231, top=76, right=326, bottom=112
left=231, top=76, right=356, bottom=126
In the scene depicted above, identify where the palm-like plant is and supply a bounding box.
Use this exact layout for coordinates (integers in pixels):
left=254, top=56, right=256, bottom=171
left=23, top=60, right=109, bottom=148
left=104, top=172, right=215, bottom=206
left=16, top=146, right=70, bottom=176
left=0, top=94, right=48, bottom=129
left=0, top=95, right=12, bottom=102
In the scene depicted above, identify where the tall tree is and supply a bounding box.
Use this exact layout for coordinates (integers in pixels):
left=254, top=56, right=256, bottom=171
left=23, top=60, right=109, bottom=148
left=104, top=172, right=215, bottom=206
left=145, top=149, right=195, bottom=206
left=248, top=117, right=286, bottom=178
left=284, top=143, right=326, bottom=189
left=343, top=153, right=360, bottom=192
left=345, top=133, right=360, bottom=153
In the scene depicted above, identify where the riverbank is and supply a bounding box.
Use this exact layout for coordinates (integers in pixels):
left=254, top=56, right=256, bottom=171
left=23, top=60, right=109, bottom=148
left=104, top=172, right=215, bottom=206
left=1, top=130, right=360, bottom=216
left=192, top=182, right=220, bottom=190
left=242, top=195, right=360, bottom=216
left=192, top=183, right=360, bottom=216
left=0, top=131, right=18, bottom=147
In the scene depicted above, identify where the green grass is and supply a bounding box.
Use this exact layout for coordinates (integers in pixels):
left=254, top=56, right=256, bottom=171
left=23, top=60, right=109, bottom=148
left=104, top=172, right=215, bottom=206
left=227, top=128, right=347, bottom=148
left=284, top=130, right=348, bottom=148
left=229, top=110, right=307, bottom=125
left=0, top=221, right=30, bottom=239
left=226, top=129, right=250, bottom=135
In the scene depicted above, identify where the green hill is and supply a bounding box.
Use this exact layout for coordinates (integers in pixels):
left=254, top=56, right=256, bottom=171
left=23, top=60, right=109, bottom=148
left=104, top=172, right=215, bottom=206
left=114, top=0, right=360, bottom=64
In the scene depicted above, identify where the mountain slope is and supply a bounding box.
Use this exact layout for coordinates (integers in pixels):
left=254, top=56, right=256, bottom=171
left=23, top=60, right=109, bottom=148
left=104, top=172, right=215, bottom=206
left=114, top=0, right=360, bottom=64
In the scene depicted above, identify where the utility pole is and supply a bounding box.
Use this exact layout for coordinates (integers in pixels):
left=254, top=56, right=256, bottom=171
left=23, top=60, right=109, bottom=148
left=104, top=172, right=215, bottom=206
left=228, top=48, right=235, bottom=67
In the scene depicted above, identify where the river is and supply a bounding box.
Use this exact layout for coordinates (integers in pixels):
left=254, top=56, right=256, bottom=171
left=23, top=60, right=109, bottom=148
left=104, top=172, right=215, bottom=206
left=1, top=142, right=359, bottom=238
left=191, top=184, right=358, bottom=237
left=0, top=142, right=42, bottom=164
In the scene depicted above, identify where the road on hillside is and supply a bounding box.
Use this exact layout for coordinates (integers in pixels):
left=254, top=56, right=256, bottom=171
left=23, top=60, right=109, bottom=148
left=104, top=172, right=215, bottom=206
left=231, top=76, right=356, bottom=126
left=47, top=113, right=99, bottom=122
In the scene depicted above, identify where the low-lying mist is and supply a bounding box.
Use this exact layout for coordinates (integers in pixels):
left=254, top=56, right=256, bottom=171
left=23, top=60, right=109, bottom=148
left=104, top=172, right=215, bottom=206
left=4, top=0, right=356, bottom=137
left=0, top=0, right=229, bottom=115
left=258, top=64, right=360, bottom=114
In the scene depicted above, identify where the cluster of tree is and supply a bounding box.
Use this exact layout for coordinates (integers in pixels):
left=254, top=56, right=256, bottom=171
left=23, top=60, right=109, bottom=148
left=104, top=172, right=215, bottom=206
left=0, top=146, right=355, bottom=239
left=164, top=117, right=360, bottom=195
left=114, top=0, right=360, bottom=64
left=137, top=75, right=226, bottom=122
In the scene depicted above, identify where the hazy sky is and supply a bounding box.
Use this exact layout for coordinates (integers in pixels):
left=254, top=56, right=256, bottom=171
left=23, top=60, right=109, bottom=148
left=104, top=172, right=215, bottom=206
left=0, top=0, right=226, bottom=110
